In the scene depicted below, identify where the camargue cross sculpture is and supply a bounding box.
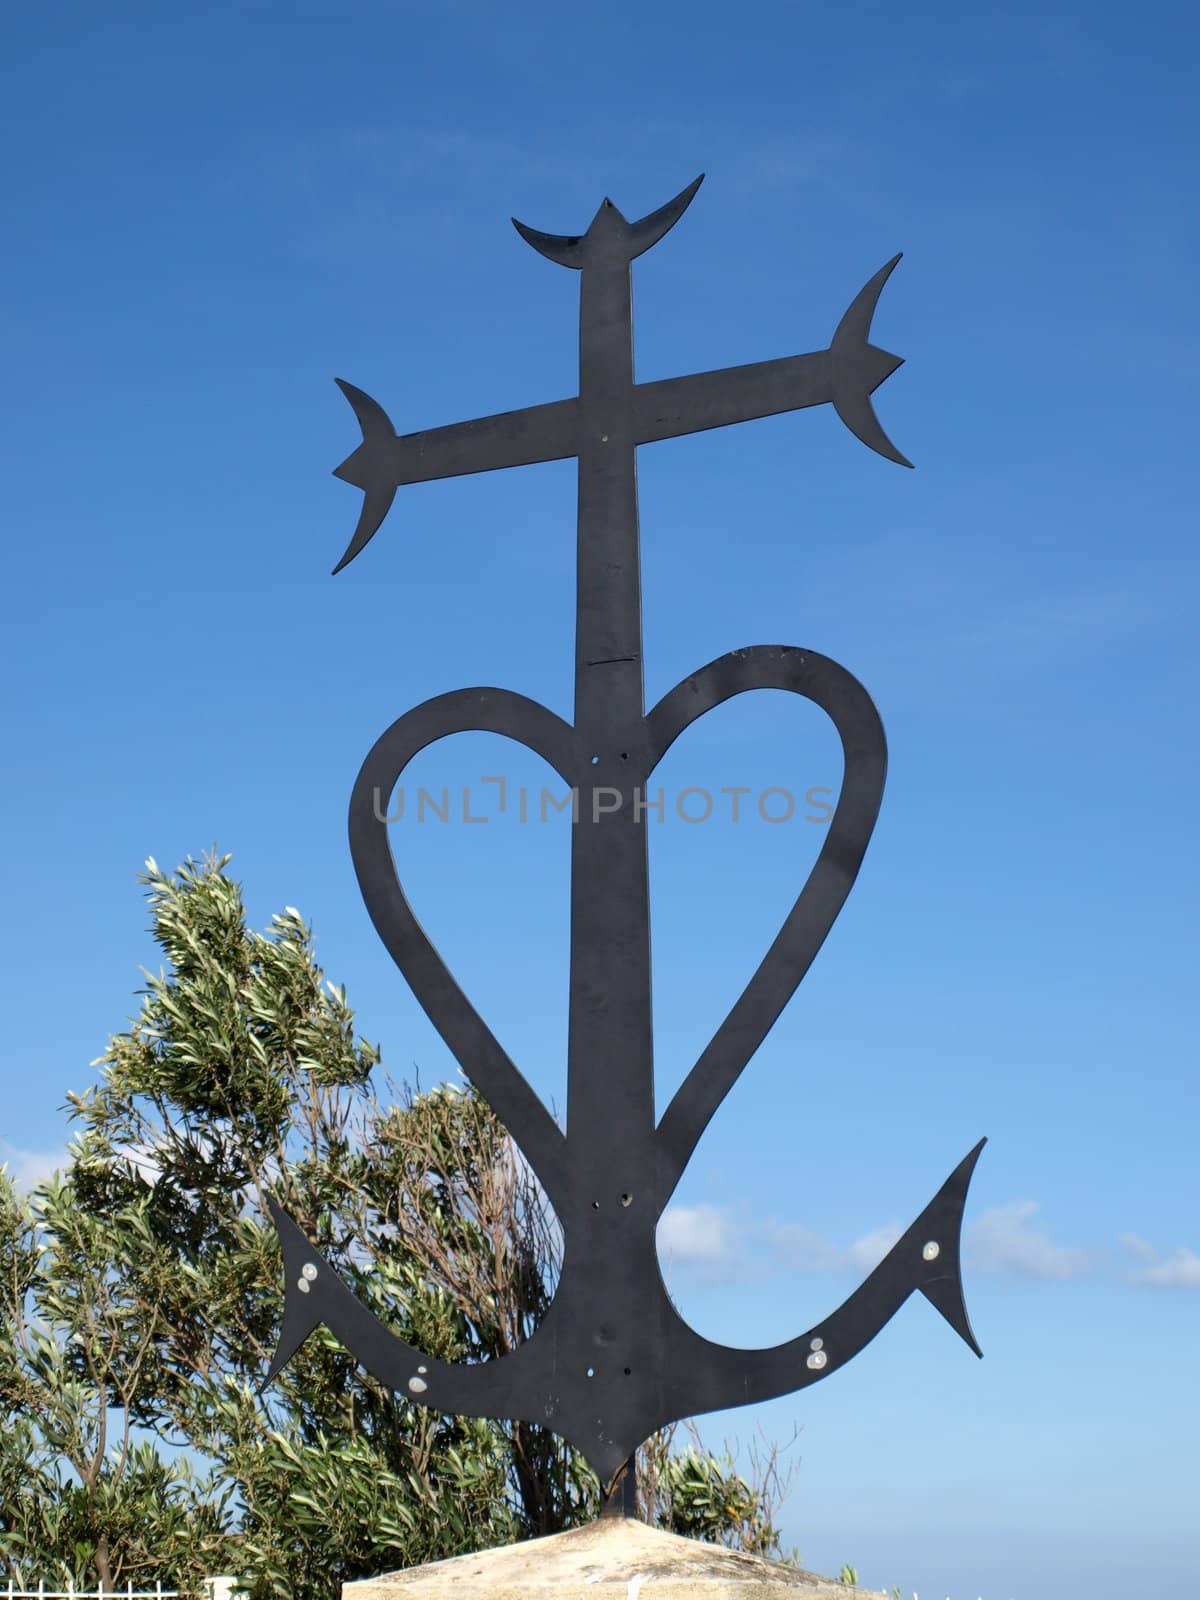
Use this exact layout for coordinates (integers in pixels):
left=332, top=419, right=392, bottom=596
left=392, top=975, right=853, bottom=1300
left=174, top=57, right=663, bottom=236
left=263, top=174, right=985, bottom=1513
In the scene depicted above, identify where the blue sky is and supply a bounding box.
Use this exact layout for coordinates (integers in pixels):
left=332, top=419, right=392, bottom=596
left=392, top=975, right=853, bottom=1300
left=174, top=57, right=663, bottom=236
left=1, top=4, right=1196, bottom=1597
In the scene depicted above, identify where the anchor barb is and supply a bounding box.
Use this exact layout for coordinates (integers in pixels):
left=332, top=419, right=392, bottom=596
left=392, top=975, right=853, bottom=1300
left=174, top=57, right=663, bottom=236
left=260, top=1197, right=546, bottom=1421
left=682, top=1137, right=987, bottom=1422
left=912, top=1136, right=987, bottom=1357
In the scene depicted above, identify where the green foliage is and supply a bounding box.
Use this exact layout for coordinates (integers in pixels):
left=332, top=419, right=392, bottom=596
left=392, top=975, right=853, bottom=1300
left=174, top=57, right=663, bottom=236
left=638, top=1430, right=798, bottom=1562
left=0, top=1171, right=231, bottom=1591
left=0, top=851, right=799, bottom=1596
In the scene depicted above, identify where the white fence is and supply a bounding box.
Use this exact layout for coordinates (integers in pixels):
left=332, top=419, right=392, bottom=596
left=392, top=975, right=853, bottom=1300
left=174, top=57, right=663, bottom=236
left=2, top=1588, right=181, bottom=1599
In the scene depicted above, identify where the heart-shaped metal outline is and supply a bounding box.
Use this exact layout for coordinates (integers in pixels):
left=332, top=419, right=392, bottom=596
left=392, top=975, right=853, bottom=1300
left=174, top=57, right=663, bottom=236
left=348, top=645, right=886, bottom=1218
left=263, top=645, right=983, bottom=1479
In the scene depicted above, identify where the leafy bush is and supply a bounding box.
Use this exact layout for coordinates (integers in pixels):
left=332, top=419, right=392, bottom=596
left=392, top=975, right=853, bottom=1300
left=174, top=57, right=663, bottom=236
left=1, top=853, right=799, bottom=1597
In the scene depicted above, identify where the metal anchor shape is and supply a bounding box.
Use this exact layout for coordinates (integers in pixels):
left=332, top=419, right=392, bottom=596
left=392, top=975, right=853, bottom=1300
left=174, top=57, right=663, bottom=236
left=264, top=175, right=985, bottom=1498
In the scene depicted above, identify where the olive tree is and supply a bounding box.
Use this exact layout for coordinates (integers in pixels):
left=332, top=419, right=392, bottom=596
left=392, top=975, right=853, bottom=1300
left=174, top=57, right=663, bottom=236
left=0, top=853, right=796, bottom=1596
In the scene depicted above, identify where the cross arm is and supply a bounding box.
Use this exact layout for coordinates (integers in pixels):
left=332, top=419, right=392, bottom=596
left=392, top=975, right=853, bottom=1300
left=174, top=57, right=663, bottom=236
left=336, top=388, right=580, bottom=491
left=632, top=257, right=910, bottom=465
left=331, top=382, right=580, bottom=572
left=633, top=351, right=833, bottom=446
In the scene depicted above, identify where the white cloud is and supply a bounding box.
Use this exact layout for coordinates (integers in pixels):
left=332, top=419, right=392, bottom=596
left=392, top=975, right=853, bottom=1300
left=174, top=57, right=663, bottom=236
left=769, top=1204, right=1097, bottom=1283
left=118, top=1140, right=164, bottom=1187
left=966, top=1201, right=1092, bottom=1281
left=1120, top=1235, right=1200, bottom=1290
left=0, top=1138, right=168, bottom=1193
left=0, top=1139, right=64, bottom=1190
left=658, top=1198, right=1191, bottom=1294
left=764, top=1222, right=834, bottom=1271
left=1140, top=1251, right=1200, bottom=1290
left=845, top=1223, right=904, bottom=1274
left=767, top=1219, right=902, bottom=1274
left=658, top=1204, right=737, bottom=1264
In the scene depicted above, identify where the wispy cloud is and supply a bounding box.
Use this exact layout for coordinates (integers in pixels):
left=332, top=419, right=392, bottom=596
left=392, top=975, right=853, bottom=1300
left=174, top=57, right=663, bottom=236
left=966, top=1200, right=1093, bottom=1281
left=767, top=1219, right=902, bottom=1275
left=767, top=1206, right=1093, bottom=1282
left=758, top=1201, right=1198, bottom=1294
left=943, top=584, right=1181, bottom=678
left=658, top=1203, right=738, bottom=1264
left=0, top=1139, right=64, bottom=1190
left=251, top=116, right=890, bottom=277
left=1120, top=1234, right=1200, bottom=1290
left=667, top=1197, right=1158, bottom=1290
left=0, top=1138, right=167, bottom=1193
left=815, top=524, right=1189, bottom=703
left=118, top=1140, right=164, bottom=1187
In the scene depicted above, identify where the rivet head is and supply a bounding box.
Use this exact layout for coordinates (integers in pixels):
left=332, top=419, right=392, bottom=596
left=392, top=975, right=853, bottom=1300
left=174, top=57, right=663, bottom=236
left=408, top=1375, right=428, bottom=1394
left=810, top=1337, right=823, bottom=1351
left=296, top=1278, right=310, bottom=1294
left=922, top=1240, right=941, bottom=1262
left=806, top=1350, right=828, bottom=1371
left=302, top=1263, right=319, bottom=1281
left=417, top=1365, right=427, bottom=1375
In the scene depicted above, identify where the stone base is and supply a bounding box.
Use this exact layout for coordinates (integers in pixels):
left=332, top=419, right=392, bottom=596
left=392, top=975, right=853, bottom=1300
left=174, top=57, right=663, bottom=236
left=343, top=1516, right=888, bottom=1598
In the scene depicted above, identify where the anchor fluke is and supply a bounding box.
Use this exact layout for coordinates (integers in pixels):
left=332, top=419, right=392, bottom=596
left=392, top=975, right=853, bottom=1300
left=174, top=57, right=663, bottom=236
left=331, top=379, right=400, bottom=573
left=829, top=254, right=912, bottom=468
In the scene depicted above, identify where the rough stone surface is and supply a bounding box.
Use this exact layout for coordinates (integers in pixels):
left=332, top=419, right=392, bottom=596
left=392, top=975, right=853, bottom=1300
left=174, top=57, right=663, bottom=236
left=343, top=1517, right=888, bottom=1598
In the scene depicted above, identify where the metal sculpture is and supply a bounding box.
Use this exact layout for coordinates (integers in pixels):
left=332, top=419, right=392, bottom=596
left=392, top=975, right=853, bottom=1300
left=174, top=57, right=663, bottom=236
left=264, top=175, right=985, bottom=1510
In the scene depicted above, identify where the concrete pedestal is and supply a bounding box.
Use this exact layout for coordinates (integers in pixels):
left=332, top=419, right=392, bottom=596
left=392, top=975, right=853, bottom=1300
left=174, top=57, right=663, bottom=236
left=343, top=1517, right=889, bottom=1598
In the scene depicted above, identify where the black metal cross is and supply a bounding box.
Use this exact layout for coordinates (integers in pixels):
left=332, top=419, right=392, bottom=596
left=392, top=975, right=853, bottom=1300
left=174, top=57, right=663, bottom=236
left=265, top=176, right=985, bottom=1509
